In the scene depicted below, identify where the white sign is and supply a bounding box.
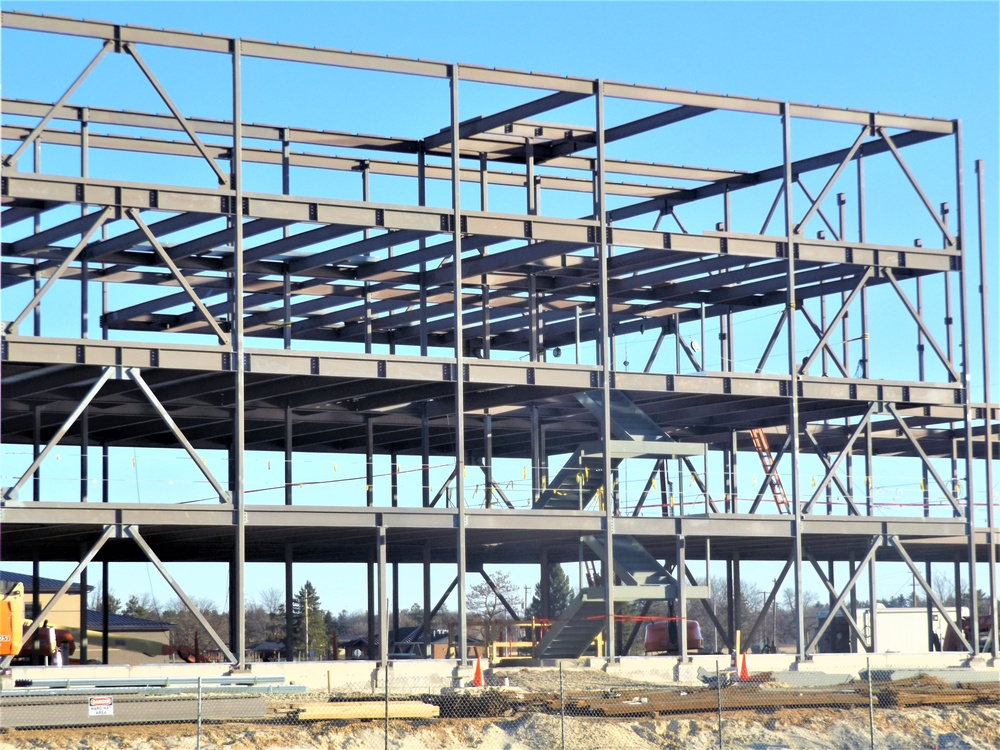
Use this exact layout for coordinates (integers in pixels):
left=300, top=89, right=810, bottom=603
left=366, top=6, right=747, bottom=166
left=88, top=696, right=114, bottom=717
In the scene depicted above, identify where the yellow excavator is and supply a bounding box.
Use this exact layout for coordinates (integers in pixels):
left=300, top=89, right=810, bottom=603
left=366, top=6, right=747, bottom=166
left=0, top=582, right=24, bottom=658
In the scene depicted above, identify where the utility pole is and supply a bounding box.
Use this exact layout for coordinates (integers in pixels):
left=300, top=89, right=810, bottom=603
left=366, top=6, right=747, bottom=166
left=305, top=588, right=309, bottom=660
left=772, top=579, right=778, bottom=648
left=523, top=585, right=529, bottom=619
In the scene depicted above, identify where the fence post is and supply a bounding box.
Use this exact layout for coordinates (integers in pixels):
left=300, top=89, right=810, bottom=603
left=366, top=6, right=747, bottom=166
left=867, top=657, right=874, bottom=749
left=560, top=661, right=566, bottom=750
left=716, top=662, right=723, bottom=750
left=384, top=663, right=390, bottom=750
left=196, top=676, right=202, bottom=750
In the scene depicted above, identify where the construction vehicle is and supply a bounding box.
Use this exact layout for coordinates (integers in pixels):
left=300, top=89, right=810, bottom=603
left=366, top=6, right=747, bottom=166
left=1, top=581, right=25, bottom=657
left=17, top=624, right=76, bottom=663
left=943, top=612, right=996, bottom=652
left=644, top=619, right=704, bottom=654
left=3, top=581, right=79, bottom=664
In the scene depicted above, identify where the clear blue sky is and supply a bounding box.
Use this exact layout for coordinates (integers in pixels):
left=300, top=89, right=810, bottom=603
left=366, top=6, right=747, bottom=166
left=2, top=2, right=997, bottom=626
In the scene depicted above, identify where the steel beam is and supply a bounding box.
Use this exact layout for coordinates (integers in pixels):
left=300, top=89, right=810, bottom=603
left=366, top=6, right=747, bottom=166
left=782, top=103, right=806, bottom=660
left=126, top=209, right=230, bottom=344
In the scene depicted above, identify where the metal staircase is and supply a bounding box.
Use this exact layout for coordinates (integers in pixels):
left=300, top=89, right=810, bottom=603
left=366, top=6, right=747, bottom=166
left=534, top=590, right=607, bottom=659
left=533, top=390, right=709, bottom=658
left=534, top=391, right=704, bottom=511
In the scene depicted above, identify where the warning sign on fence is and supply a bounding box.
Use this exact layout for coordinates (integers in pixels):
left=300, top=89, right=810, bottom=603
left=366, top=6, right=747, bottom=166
left=88, top=696, right=114, bottom=717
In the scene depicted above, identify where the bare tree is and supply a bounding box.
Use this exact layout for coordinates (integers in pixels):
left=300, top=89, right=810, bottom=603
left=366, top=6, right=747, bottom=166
left=468, top=571, right=518, bottom=652
left=255, top=588, right=286, bottom=642
left=162, top=597, right=228, bottom=653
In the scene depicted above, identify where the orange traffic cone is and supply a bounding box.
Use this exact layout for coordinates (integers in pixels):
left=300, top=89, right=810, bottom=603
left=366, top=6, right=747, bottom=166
left=472, top=655, right=484, bottom=687
left=739, top=653, right=751, bottom=682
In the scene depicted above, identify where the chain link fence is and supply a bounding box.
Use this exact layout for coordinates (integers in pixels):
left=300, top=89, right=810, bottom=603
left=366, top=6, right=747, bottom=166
left=1, top=659, right=998, bottom=749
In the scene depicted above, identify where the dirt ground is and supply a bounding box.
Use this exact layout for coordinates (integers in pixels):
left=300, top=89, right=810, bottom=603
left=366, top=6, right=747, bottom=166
left=1, top=669, right=998, bottom=749
left=2, top=704, right=998, bottom=749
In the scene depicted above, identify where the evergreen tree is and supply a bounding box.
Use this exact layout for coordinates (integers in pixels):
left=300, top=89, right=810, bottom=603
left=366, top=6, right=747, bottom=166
left=292, top=581, right=328, bottom=659
left=527, top=564, right=575, bottom=619
left=89, top=589, right=122, bottom=615
left=122, top=593, right=155, bottom=619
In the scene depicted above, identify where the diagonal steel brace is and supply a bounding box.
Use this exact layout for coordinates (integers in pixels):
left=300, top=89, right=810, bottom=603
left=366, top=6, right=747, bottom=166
left=884, top=268, right=961, bottom=383
left=754, top=309, right=788, bottom=374
left=803, top=403, right=878, bottom=514
left=6, top=207, right=112, bottom=335
left=886, top=403, right=963, bottom=515
left=807, top=552, right=870, bottom=650
left=878, top=128, right=955, bottom=246
left=0, top=525, right=116, bottom=667
left=795, top=179, right=841, bottom=240
left=127, top=368, right=232, bottom=503
left=803, top=430, right=862, bottom=515
left=127, top=525, right=237, bottom=663
left=889, top=535, right=971, bottom=651
left=745, top=552, right=793, bottom=647
left=479, top=569, right=520, bottom=620
left=759, top=183, right=785, bottom=236
left=632, top=459, right=665, bottom=517
left=123, top=43, right=228, bottom=186
left=126, top=208, right=230, bottom=345
left=684, top=565, right=731, bottom=650
left=3, top=42, right=112, bottom=168
left=798, top=269, right=872, bottom=376
left=799, top=304, right=849, bottom=377
left=794, top=126, right=868, bottom=236
left=807, top=536, right=882, bottom=654
left=409, top=576, right=459, bottom=646
left=4, top=366, right=116, bottom=500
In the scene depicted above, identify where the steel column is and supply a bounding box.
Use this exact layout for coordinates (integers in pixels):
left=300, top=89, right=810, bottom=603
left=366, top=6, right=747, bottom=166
left=954, top=122, right=979, bottom=652
left=976, top=160, right=998, bottom=657
left=378, top=526, right=389, bottom=664
left=229, top=37, right=247, bottom=666
left=782, top=103, right=806, bottom=659
left=450, top=63, right=469, bottom=665
left=593, top=79, right=616, bottom=660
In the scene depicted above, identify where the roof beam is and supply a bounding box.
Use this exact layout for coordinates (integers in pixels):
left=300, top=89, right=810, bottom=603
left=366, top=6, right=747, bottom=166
left=424, top=90, right=590, bottom=150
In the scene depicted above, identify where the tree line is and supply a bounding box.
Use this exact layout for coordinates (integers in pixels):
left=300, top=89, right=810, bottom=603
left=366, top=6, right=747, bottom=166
left=92, top=567, right=986, bottom=659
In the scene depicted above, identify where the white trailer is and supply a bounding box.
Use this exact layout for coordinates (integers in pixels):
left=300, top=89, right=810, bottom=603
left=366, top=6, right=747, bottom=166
left=817, top=604, right=967, bottom=653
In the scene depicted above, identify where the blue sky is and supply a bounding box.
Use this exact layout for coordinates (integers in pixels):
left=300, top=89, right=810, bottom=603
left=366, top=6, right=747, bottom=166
left=2, top=2, right=997, bottom=628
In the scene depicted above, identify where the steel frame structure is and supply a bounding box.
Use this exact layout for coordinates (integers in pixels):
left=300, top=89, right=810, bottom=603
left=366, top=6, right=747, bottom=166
left=1, top=11, right=997, bottom=667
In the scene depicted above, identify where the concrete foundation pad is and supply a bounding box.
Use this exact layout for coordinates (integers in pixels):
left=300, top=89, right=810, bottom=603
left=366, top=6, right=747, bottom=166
left=7, top=653, right=998, bottom=693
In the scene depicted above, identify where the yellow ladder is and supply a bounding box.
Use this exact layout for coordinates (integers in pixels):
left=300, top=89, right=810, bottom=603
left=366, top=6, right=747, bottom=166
left=750, top=428, right=790, bottom=513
